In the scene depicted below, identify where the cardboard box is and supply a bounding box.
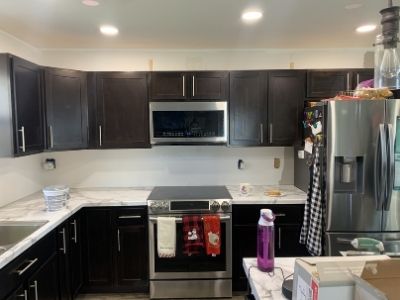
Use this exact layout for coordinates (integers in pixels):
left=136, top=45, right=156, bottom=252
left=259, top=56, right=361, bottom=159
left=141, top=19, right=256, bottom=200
left=292, top=256, right=390, bottom=300
left=353, top=259, right=400, bottom=300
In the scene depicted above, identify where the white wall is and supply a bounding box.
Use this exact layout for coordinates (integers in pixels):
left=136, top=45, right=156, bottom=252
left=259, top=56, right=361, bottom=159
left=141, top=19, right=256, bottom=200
left=41, top=48, right=373, bottom=71
left=43, top=147, right=293, bottom=187
left=0, top=30, right=43, bottom=64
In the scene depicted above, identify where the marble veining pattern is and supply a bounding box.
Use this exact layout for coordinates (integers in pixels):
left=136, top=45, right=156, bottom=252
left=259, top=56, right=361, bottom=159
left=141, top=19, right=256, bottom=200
left=0, top=185, right=305, bottom=269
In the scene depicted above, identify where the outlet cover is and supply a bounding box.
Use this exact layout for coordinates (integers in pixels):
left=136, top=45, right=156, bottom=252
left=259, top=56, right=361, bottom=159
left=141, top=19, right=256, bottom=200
left=274, top=158, right=280, bottom=169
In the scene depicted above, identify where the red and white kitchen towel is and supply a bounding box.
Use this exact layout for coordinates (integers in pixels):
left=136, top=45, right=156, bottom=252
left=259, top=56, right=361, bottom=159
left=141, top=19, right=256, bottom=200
left=203, top=215, right=221, bottom=256
left=183, top=215, right=204, bottom=256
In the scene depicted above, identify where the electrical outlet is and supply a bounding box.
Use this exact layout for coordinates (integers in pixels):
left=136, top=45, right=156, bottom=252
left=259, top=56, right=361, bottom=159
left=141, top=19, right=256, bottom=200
left=274, top=158, right=280, bottom=169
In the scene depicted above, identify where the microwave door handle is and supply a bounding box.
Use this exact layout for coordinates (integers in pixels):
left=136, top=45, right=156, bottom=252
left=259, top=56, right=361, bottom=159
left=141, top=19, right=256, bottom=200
left=385, top=124, right=395, bottom=211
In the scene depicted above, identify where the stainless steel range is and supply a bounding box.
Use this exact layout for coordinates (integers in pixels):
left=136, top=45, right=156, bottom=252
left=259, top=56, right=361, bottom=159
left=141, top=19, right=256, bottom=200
left=147, top=186, right=232, bottom=299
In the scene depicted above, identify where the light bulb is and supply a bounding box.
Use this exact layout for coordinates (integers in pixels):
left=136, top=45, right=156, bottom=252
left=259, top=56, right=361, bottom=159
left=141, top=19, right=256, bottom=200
left=379, top=47, right=400, bottom=89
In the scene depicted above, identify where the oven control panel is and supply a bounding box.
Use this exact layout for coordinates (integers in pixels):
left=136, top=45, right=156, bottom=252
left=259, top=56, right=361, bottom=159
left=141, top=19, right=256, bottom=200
left=147, top=199, right=232, bottom=214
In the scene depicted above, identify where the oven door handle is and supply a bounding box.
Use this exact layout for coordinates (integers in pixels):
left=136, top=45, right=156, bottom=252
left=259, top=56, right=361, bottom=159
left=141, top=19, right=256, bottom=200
left=149, top=215, right=231, bottom=223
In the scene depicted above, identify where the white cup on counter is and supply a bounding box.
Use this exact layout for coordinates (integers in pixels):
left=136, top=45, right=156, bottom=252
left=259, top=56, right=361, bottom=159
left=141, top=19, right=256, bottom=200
left=239, top=183, right=253, bottom=196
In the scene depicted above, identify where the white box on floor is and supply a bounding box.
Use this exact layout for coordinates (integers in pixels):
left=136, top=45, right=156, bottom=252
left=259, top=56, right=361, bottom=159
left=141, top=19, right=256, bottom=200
left=292, top=256, right=390, bottom=300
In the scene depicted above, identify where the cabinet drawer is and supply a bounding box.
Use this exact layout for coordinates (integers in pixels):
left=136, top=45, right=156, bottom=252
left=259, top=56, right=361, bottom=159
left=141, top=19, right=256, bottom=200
left=233, top=204, right=304, bottom=225
left=115, top=207, right=147, bottom=226
left=0, top=231, right=57, bottom=299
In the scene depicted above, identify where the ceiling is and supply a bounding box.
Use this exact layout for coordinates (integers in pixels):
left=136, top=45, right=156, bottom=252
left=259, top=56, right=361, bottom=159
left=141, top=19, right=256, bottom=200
left=0, top=0, right=393, bottom=49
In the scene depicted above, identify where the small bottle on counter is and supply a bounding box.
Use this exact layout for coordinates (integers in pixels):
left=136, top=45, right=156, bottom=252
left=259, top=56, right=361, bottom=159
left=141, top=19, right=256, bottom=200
left=257, top=209, right=275, bottom=272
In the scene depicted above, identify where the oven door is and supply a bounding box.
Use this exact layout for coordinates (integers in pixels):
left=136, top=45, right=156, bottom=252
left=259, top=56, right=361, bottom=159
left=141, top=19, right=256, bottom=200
left=148, top=213, right=232, bottom=280
left=149, top=101, right=228, bottom=145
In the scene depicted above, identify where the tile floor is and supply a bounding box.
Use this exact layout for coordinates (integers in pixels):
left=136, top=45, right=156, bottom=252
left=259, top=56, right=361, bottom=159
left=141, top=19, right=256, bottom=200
left=76, top=293, right=246, bottom=300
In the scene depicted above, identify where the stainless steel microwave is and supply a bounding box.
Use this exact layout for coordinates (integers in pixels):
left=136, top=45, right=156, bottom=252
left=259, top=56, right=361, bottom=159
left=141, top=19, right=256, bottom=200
left=149, top=101, right=228, bottom=145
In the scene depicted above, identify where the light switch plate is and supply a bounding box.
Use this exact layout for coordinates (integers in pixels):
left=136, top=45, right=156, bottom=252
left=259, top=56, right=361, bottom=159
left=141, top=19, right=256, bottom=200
left=274, top=158, right=280, bottom=169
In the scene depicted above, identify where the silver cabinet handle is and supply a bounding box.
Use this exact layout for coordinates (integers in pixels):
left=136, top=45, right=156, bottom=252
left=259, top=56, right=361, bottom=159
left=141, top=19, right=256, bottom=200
left=278, top=227, right=282, bottom=250
left=274, top=213, right=286, bottom=217
left=192, top=75, right=195, bottom=97
left=356, top=73, right=360, bottom=86
left=59, top=228, right=67, bottom=254
left=346, top=72, right=350, bottom=91
left=260, top=123, right=264, bottom=144
left=29, top=280, right=38, bottom=300
left=16, top=258, right=38, bottom=276
left=269, top=123, right=273, bottom=144
left=117, top=229, right=121, bottom=252
left=18, top=126, right=26, bottom=152
left=118, top=215, right=141, bottom=219
left=49, top=125, right=54, bottom=149
left=71, top=219, right=77, bottom=243
left=182, top=75, right=185, bottom=97
left=99, top=125, right=102, bottom=147
left=17, top=290, right=28, bottom=300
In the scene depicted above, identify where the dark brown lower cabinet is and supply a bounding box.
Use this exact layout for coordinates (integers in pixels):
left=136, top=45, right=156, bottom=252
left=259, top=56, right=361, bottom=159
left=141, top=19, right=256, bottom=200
left=232, top=204, right=309, bottom=291
left=81, top=207, right=148, bottom=293
left=27, top=255, right=59, bottom=300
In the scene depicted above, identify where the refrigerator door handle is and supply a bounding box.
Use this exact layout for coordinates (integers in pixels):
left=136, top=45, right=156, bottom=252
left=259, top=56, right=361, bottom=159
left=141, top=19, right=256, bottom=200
left=375, top=124, right=387, bottom=210
left=385, top=124, right=395, bottom=211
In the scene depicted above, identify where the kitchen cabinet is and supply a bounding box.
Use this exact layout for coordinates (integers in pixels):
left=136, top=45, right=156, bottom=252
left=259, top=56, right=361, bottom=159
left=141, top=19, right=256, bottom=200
left=229, top=71, right=267, bottom=146
left=232, top=204, right=308, bottom=291
left=307, top=70, right=351, bottom=98
left=81, top=207, right=148, bottom=293
left=58, top=212, right=83, bottom=300
left=95, top=72, right=150, bottom=148
left=267, top=70, right=306, bottom=145
left=351, top=68, right=374, bottom=89
left=44, top=68, right=88, bottom=150
left=0, top=232, right=58, bottom=300
left=149, top=71, right=228, bottom=101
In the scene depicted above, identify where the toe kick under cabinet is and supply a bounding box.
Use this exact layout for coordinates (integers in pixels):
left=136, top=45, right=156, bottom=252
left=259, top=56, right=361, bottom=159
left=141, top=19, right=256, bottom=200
left=232, top=204, right=309, bottom=291
left=81, top=206, right=149, bottom=293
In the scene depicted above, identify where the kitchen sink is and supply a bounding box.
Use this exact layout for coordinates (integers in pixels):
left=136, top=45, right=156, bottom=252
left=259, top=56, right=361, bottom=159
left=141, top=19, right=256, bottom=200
left=0, top=221, right=48, bottom=253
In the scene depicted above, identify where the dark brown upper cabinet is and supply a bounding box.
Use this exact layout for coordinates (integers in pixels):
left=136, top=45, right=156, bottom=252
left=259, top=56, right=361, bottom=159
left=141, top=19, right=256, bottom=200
left=95, top=72, right=150, bottom=149
left=45, top=68, right=88, bottom=150
left=307, top=70, right=351, bottom=98
left=149, top=71, right=228, bottom=101
left=267, top=70, right=306, bottom=146
left=229, top=71, right=267, bottom=146
left=351, top=68, right=374, bottom=89
left=10, top=55, right=44, bottom=156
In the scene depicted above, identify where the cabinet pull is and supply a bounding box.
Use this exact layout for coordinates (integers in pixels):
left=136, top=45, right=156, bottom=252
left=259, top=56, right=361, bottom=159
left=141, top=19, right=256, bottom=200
left=356, top=73, right=360, bottom=85
left=274, top=213, right=286, bottom=217
left=17, top=290, right=28, bottom=300
left=99, top=125, right=102, bottom=147
left=346, top=72, right=350, bottom=91
left=29, top=280, right=38, bottom=300
left=182, top=75, right=185, bottom=97
left=71, top=219, right=77, bottom=244
left=118, top=215, right=141, bottom=219
left=16, top=258, right=38, bottom=276
left=192, top=75, right=195, bottom=97
left=117, top=229, right=121, bottom=252
left=49, top=125, right=54, bottom=149
left=260, top=123, right=264, bottom=144
left=269, top=123, right=273, bottom=144
left=18, top=126, right=26, bottom=152
left=278, top=227, right=282, bottom=250
left=59, top=228, right=67, bottom=254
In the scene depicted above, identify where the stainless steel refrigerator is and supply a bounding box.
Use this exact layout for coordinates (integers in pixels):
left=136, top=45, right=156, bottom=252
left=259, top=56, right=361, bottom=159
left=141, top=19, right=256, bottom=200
left=296, top=100, right=400, bottom=255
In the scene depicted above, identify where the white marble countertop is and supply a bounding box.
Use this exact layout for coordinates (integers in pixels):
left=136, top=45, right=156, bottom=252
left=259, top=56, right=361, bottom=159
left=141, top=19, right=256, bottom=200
left=243, top=257, right=296, bottom=300
left=0, top=185, right=305, bottom=270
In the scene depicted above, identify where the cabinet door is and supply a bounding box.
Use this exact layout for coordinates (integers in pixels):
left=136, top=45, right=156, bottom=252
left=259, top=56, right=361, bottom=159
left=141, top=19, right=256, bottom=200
left=115, top=208, right=148, bottom=291
left=275, top=224, right=308, bottom=257
left=150, top=72, right=188, bottom=100
left=69, top=213, right=83, bottom=298
left=82, top=208, right=113, bottom=290
left=45, top=68, right=88, bottom=150
left=5, top=286, right=26, bottom=300
left=96, top=72, right=150, bottom=148
left=28, top=255, right=59, bottom=300
left=352, top=69, right=374, bottom=89
left=10, top=56, right=44, bottom=155
left=190, top=72, right=229, bottom=100
left=229, top=71, right=267, bottom=146
left=307, top=70, right=350, bottom=98
left=57, top=223, right=71, bottom=300
left=268, top=71, right=305, bottom=146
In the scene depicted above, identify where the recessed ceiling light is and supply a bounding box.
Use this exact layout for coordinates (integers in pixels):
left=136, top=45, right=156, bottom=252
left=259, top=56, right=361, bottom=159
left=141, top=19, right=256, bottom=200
left=82, top=0, right=99, bottom=7
left=100, top=25, right=119, bottom=36
left=241, top=11, right=263, bottom=22
left=345, top=3, right=363, bottom=10
left=356, top=24, right=377, bottom=33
